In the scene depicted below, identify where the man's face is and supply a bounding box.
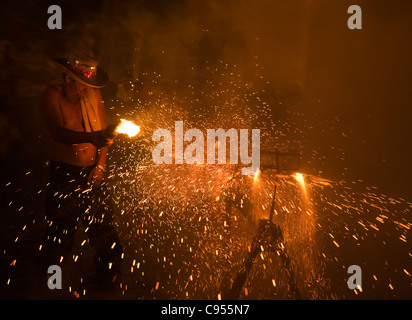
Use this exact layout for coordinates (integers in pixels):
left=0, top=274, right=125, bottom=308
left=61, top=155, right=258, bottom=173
left=65, top=76, right=89, bottom=98
left=72, top=80, right=89, bottom=98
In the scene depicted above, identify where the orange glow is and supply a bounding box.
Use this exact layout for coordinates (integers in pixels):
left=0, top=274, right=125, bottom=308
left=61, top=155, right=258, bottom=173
left=116, top=119, right=140, bottom=137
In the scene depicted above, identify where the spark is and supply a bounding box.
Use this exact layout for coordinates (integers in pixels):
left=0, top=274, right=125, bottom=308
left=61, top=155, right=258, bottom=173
left=3, top=64, right=411, bottom=300
left=293, top=172, right=306, bottom=191
left=253, top=168, right=260, bottom=183
left=115, top=119, right=140, bottom=137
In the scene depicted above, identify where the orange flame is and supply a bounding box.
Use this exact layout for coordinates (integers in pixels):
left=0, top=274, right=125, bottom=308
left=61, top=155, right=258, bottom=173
left=293, top=172, right=306, bottom=190
left=116, top=119, right=140, bottom=137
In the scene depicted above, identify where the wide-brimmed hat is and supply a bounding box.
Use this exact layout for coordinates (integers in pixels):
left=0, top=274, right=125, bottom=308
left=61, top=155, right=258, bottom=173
left=53, top=53, right=109, bottom=88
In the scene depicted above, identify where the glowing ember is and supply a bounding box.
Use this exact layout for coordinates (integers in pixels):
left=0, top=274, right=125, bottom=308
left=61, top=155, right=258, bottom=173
left=3, top=64, right=411, bottom=300
left=253, top=168, right=261, bottom=183
left=115, top=119, right=140, bottom=137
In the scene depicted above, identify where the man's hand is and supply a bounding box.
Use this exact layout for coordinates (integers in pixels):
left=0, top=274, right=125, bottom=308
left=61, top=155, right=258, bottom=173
left=90, top=130, right=113, bottom=148
left=88, top=166, right=105, bottom=186
left=104, top=123, right=119, bottom=139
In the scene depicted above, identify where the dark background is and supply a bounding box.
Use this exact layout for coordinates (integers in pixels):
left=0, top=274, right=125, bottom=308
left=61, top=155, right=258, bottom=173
left=0, top=0, right=411, bottom=300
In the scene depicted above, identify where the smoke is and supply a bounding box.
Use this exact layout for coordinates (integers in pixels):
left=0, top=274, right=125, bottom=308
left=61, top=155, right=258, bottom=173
left=97, top=0, right=310, bottom=91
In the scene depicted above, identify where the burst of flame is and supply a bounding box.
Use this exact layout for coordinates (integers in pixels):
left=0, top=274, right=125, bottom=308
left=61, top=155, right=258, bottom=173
left=253, top=168, right=261, bottom=183
left=115, top=119, right=140, bottom=137
left=293, top=172, right=306, bottom=191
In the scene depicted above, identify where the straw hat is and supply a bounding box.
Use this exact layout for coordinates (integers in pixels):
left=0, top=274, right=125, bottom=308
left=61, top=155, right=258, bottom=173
left=53, top=52, right=109, bottom=88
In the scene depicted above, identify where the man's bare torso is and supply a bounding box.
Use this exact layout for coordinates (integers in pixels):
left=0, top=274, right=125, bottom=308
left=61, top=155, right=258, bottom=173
left=48, top=84, right=98, bottom=167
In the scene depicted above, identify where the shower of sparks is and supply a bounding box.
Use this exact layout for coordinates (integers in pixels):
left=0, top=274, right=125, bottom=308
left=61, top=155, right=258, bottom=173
left=253, top=169, right=260, bottom=183
left=115, top=119, right=140, bottom=137
left=1, top=60, right=410, bottom=300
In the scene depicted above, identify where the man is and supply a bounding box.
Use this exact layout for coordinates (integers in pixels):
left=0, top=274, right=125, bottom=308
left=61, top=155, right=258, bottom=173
left=41, top=53, right=122, bottom=290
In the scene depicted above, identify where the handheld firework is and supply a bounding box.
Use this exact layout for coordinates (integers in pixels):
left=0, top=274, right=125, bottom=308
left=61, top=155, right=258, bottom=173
left=115, top=119, right=141, bottom=137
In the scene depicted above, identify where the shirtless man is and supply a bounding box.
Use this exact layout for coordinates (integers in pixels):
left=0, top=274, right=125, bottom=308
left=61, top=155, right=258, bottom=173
left=42, top=76, right=112, bottom=181
left=41, top=54, right=123, bottom=290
